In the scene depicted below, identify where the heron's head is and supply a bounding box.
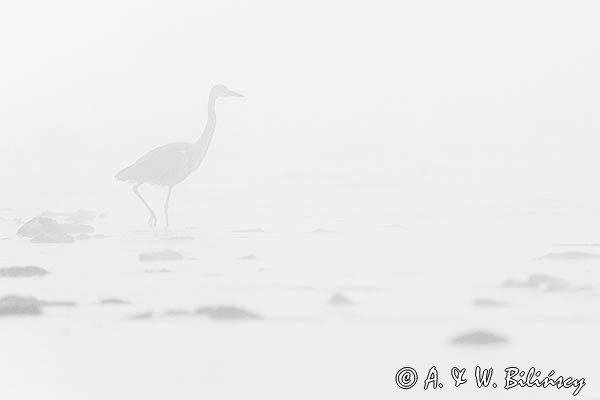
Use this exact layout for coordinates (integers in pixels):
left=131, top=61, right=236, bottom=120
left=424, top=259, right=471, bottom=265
left=211, top=84, right=244, bottom=98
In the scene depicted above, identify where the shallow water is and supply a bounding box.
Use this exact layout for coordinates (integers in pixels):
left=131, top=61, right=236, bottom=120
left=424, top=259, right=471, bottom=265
left=1, top=182, right=598, bottom=399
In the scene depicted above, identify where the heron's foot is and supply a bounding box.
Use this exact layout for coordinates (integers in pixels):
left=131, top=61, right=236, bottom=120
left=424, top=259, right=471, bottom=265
left=148, top=213, right=157, bottom=227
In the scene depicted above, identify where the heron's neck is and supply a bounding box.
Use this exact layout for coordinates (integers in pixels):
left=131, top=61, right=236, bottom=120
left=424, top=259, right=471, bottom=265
left=198, top=94, right=217, bottom=144
left=191, top=93, right=217, bottom=161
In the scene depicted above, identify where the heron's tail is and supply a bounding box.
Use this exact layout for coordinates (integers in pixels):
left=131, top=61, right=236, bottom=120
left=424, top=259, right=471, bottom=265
left=115, top=165, right=134, bottom=181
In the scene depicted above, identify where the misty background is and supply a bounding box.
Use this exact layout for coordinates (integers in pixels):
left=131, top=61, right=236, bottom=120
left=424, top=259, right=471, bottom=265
left=1, top=0, right=600, bottom=218
left=1, top=2, right=599, bottom=399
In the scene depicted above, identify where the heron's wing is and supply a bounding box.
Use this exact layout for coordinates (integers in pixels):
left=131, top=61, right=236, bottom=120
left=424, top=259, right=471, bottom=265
left=115, top=142, right=193, bottom=185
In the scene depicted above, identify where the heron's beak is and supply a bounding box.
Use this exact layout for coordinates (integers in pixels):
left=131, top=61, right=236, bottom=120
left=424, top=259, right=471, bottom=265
left=227, top=89, right=244, bottom=98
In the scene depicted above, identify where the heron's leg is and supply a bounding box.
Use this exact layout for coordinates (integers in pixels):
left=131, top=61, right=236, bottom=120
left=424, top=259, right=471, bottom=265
left=164, top=186, right=173, bottom=228
left=133, top=183, right=156, bottom=227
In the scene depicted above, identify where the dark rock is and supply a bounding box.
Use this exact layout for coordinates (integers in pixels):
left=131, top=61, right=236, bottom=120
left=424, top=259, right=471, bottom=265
left=0, top=266, right=49, bottom=278
left=239, top=254, right=258, bottom=261
left=473, top=298, right=509, bottom=308
left=503, top=273, right=595, bottom=293
left=98, top=298, right=130, bottom=305
left=17, top=217, right=61, bottom=238
left=139, top=249, right=183, bottom=262
left=18, top=216, right=93, bottom=241
left=0, top=295, right=43, bottom=316
left=450, top=330, right=508, bottom=346
left=329, top=293, right=354, bottom=306
left=129, top=312, right=153, bottom=320
left=31, top=232, right=75, bottom=243
left=195, top=305, right=262, bottom=320
left=527, top=274, right=570, bottom=291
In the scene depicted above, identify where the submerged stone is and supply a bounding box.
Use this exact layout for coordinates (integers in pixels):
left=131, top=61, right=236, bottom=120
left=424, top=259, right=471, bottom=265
left=0, top=266, right=49, bottom=278
left=195, top=305, right=262, bottom=320
left=329, top=293, right=354, bottom=306
left=450, top=330, right=508, bottom=346
left=98, top=297, right=131, bottom=305
left=0, top=295, right=43, bottom=316
left=30, top=232, right=75, bottom=243
left=17, top=217, right=61, bottom=238
left=139, top=249, right=184, bottom=262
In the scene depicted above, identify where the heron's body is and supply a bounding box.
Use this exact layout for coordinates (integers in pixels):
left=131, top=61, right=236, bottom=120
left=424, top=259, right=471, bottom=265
left=116, top=142, right=200, bottom=186
left=115, top=84, right=243, bottom=227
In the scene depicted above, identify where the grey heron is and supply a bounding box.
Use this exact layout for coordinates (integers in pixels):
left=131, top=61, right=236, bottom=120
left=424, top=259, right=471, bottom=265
left=115, top=84, right=243, bottom=227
